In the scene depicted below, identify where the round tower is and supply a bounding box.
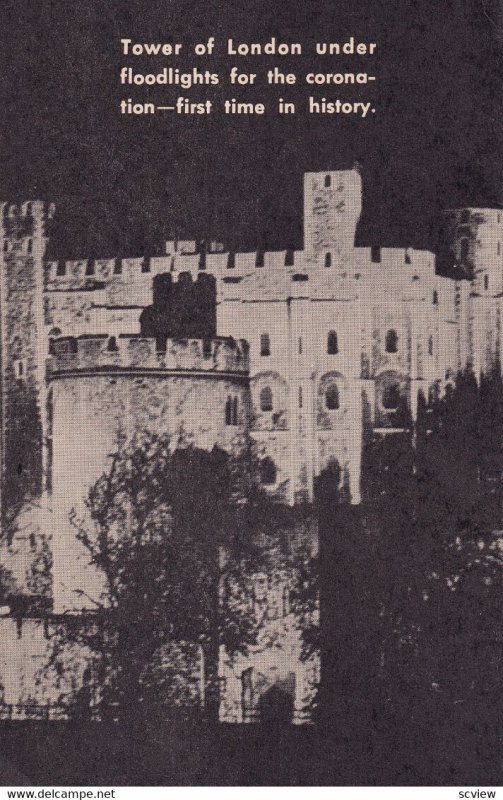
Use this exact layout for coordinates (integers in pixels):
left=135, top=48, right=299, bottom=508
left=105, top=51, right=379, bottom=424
left=46, top=334, right=250, bottom=612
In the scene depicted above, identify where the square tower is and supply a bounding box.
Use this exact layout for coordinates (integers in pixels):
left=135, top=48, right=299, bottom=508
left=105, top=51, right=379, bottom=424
left=303, top=169, right=362, bottom=267
left=0, top=201, right=51, bottom=522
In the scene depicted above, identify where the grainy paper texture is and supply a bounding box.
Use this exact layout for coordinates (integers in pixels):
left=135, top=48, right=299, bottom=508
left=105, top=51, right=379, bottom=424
left=0, top=0, right=501, bottom=786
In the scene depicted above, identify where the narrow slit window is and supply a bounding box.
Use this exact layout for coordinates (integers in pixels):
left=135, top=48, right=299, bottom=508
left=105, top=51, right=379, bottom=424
left=260, top=333, right=270, bottom=357
left=371, top=246, right=381, bottom=263
left=225, top=396, right=233, bottom=426
left=260, top=386, right=273, bottom=412
left=382, top=384, right=400, bottom=409
left=325, top=384, right=339, bottom=410
left=260, top=457, right=277, bottom=485
left=14, top=359, right=26, bottom=380
left=324, top=252, right=332, bottom=268
left=385, top=329, right=398, bottom=353
left=327, top=331, right=338, bottom=355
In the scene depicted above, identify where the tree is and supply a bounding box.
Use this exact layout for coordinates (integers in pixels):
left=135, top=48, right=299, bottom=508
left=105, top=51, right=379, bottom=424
left=51, top=432, right=295, bottom=725
left=301, top=369, right=502, bottom=739
left=413, top=368, right=502, bottom=711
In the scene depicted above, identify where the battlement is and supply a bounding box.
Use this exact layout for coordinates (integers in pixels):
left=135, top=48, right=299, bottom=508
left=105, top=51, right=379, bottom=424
left=165, top=240, right=225, bottom=255
left=45, top=257, right=227, bottom=284
left=47, top=334, right=249, bottom=376
left=1, top=202, right=55, bottom=244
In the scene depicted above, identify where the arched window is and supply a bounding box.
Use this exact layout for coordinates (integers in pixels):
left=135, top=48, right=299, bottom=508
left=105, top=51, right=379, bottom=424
left=260, top=333, right=270, bottom=357
left=327, top=331, right=338, bottom=355
left=385, top=329, right=398, bottom=353
left=3, top=240, right=8, bottom=253
left=433, top=290, right=438, bottom=305
left=382, top=383, right=400, bottom=409
left=460, top=209, right=470, bottom=224
left=232, top=396, right=238, bottom=425
left=324, top=174, right=331, bottom=188
left=260, top=386, right=273, bottom=412
left=260, top=457, right=277, bottom=485
left=27, top=239, right=33, bottom=254
left=325, top=383, right=339, bottom=410
left=460, top=238, right=469, bottom=262
left=324, top=252, right=332, bottom=268
left=107, top=336, right=119, bottom=352
left=428, top=335, right=433, bottom=356
left=484, top=274, right=489, bottom=290
left=85, top=259, right=95, bottom=276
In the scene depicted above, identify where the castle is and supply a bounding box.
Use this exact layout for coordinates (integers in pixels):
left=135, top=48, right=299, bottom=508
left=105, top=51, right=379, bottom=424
left=0, top=168, right=500, bottom=721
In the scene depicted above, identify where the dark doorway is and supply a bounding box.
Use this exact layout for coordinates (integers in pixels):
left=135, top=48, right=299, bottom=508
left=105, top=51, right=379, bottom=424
left=259, top=682, right=294, bottom=725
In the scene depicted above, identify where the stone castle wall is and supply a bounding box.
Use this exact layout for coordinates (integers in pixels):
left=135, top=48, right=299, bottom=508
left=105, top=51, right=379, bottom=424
left=47, top=335, right=249, bottom=613
left=1, top=169, right=503, bottom=722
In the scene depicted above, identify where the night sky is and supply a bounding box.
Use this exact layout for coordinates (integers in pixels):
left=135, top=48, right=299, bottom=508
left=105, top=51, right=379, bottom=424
left=0, top=0, right=502, bottom=258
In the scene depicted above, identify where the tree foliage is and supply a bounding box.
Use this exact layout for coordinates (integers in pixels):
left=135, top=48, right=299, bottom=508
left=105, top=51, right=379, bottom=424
left=307, top=367, right=502, bottom=728
left=53, top=432, right=296, bottom=724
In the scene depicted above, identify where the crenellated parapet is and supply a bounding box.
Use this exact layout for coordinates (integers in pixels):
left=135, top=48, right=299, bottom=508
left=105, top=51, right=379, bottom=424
left=1, top=201, right=55, bottom=251
left=47, top=334, right=249, bottom=378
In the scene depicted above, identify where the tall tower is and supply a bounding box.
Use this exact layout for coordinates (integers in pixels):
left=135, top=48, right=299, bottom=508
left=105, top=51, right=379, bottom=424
left=440, top=207, right=503, bottom=292
left=0, top=201, right=52, bottom=523
left=440, top=207, right=503, bottom=376
left=303, top=168, right=362, bottom=267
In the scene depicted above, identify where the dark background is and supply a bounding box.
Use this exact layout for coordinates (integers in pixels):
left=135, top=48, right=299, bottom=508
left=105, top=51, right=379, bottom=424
left=0, top=0, right=502, bottom=257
